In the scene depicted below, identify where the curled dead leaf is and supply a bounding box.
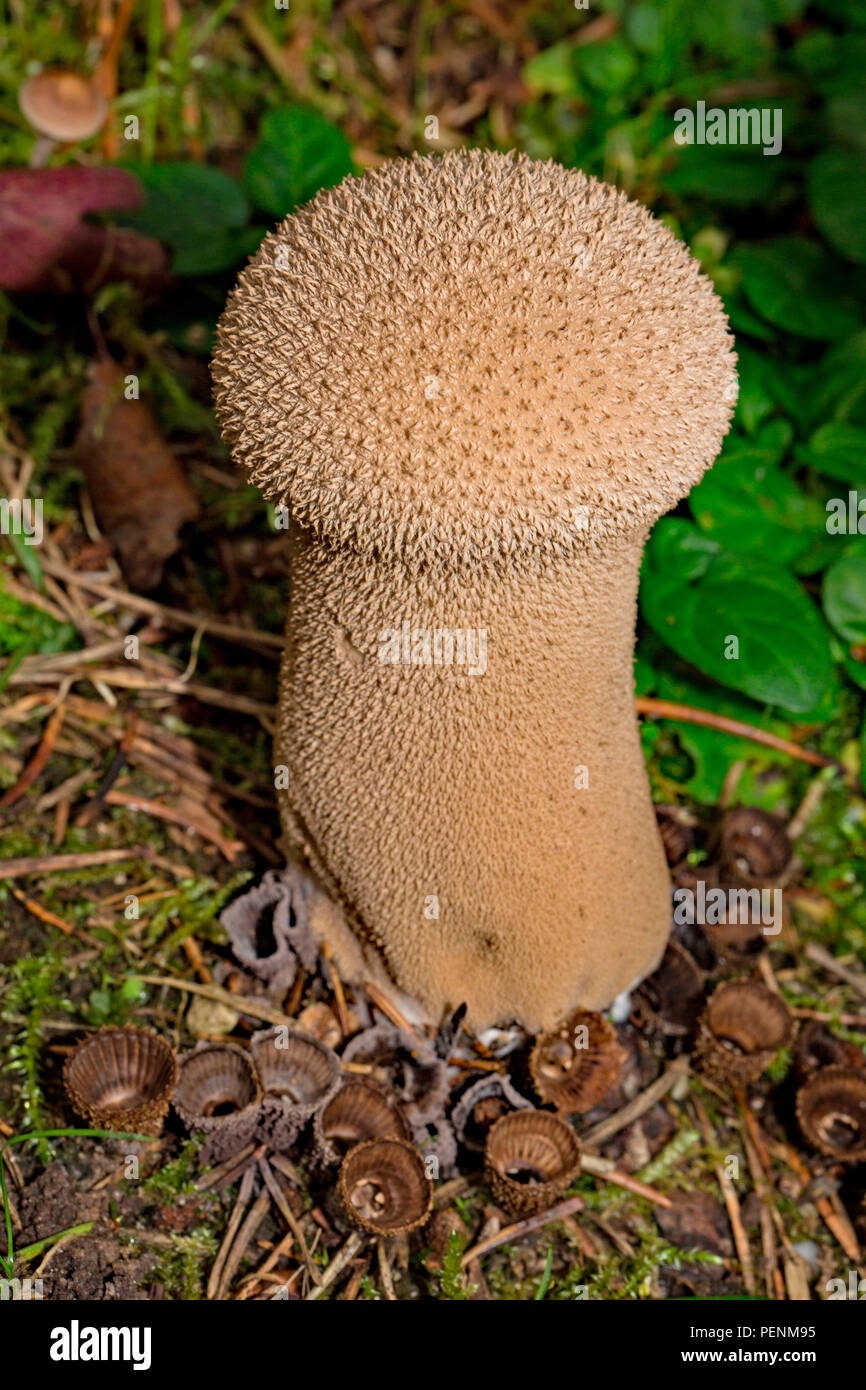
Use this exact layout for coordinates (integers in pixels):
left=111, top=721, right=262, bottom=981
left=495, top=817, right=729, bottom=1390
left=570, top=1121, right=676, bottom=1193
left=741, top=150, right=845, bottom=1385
left=74, top=361, right=200, bottom=591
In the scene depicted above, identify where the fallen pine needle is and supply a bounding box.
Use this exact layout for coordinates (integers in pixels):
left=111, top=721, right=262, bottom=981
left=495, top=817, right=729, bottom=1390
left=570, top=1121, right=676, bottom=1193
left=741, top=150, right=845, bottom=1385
left=0, top=702, right=65, bottom=808
left=461, top=1193, right=586, bottom=1267
left=0, top=847, right=153, bottom=881
left=579, top=1155, right=671, bottom=1208
left=136, top=975, right=299, bottom=1029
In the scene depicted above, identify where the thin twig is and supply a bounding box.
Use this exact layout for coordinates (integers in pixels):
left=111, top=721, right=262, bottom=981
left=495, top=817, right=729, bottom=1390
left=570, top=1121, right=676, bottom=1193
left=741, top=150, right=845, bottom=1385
left=38, top=559, right=284, bottom=651
left=0, top=703, right=65, bottom=808
left=136, top=975, right=300, bottom=1029
left=0, top=847, right=153, bottom=880
left=461, top=1193, right=586, bottom=1267
left=207, top=1165, right=256, bottom=1299
left=305, top=1231, right=363, bottom=1300
left=258, top=1156, right=321, bottom=1287
left=581, top=1056, right=690, bottom=1150
left=636, top=698, right=839, bottom=770
left=693, top=1095, right=755, bottom=1295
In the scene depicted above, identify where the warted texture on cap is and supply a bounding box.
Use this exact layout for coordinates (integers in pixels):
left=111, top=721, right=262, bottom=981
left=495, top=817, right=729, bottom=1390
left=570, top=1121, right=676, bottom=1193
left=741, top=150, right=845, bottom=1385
left=213, top=149, right=736, bottom=571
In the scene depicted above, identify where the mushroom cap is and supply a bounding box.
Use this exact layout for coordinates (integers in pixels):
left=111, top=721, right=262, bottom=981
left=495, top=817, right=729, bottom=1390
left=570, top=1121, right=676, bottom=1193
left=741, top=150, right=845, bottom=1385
left=213, top=149, right=737, bottom=571
left=250, top=1025, right=341, bottom=1108
left=173, top=1041, right=262, bottom=1129
left=173, top=1041, right=262, bottom=1163
left=696, top=978, right=793, bottom=1085
left=312, top=1075, right=410, bottom=1171
left=529, top=1008, right=624, bottom=1113
left=63, top=1026, right=177, bottom=1137
left=338, top=1137, right=433, bottom=1235
left=341, top=1023, right=449, bottom=1126
left=636, top=939, right=705, bottom=1037
left=796, top=1066, right=866, bottom=1162
left=484, top=1108, right=581, bottom=1217
left=19, top=68, right=107, bottom=142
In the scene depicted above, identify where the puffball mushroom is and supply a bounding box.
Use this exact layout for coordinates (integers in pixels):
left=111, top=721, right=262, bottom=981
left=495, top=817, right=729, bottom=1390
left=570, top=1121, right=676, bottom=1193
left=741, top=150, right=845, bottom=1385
left=213, top=149, right=737, bottom=1033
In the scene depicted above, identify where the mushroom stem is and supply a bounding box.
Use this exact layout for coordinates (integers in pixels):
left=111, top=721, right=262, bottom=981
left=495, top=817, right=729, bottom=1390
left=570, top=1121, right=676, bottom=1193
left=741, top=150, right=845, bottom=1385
left=278, top=522, right=669, bottom=1032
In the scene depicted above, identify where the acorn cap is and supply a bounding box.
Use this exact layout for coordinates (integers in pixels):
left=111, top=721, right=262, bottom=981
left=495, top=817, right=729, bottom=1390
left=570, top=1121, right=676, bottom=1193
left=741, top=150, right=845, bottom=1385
left=452, top=1073, right=534, bottom=1152
left=19, top=69, right=106, bottom=142
left=636, top=940, right=705, bottom=1037
left=338, top=1138, right=433, bottom=1236
left=696, top=979, right=793, bottom=1086
left=796, top=1067, right=866, bottom=1162
left=529, top=1009, right=623, bottom=1113
left=63, top=1027, right=177, bottom=1137
left=173, top=1042, right=262, bottom=1162
left=715, top=807, right=792, bottom=887
left=251, top=1026, right=341, bottom=1150
left=342, top=1024, right=448, bottom=1126
left=311, top=1076, right=410, bottom=1172
left=484, top=1108, right=581, bottom=1218
left=794, top=1020, right=866, bottom=1084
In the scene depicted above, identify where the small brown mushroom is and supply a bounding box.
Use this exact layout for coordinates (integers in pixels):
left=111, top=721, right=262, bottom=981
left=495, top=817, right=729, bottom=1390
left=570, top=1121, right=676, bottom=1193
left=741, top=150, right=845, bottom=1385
left=635, top=940, right=705, bottom=1037
left=341, top=1024, right=448, bottom=1127
left=173, top=1042, right=262, bottom=1163
left=794, top=1020, right=866, bottom=1083
left=338, top=1137, right=433, bottom=1236
left=452, top=1073, right=533, bottom=1152
left=529, top=1009, right=623, bottom=1113
left=251, top=1026, right=340, bottom=1150
left=695, top=979, right=793, bottom=1086
left=796, top=1067, right=866, bottom=1162
left=655, top=805, right=696, bottom=869
left=19, top=68, right=106, bottom=151
left=484, top=1108, right=581, bottom=1218
left=310, top=1076, right=410, bottom=1172
left=63, top=1027, right=176, bottom=1137
left=714, top=806, right=793, bottom=887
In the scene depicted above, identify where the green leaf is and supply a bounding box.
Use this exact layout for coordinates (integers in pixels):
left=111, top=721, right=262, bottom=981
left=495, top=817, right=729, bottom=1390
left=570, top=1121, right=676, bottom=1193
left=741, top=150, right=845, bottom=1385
left=121, top=164, right=250, bottom=275
left=641, top=521, right=834, bottom=712
left=809, top=331, right=866, bottom=427
left=823, top=551, right=866, bottom=642
left=690, top=446, right=824, bottom=562
left=732, top=237, right=860, bottom=339
left=245, top=105, right=353, bottom=217
left=652, top=666, right=795, bottom=801
left=523, top=42, right=578, bottom=96
left=664, top=145, right=784, bottom=205
left=572, top=38, right=639, bottom=95
left=808, top=149, right=866, bottom=263
left=734, top=347, right=809, bottom=433
left=798, top=422, right=866, bottom=485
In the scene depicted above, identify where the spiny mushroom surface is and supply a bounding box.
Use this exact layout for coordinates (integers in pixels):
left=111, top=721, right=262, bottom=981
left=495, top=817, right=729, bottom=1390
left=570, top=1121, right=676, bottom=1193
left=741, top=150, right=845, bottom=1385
left=213, top=149, right=736, bottom=1032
